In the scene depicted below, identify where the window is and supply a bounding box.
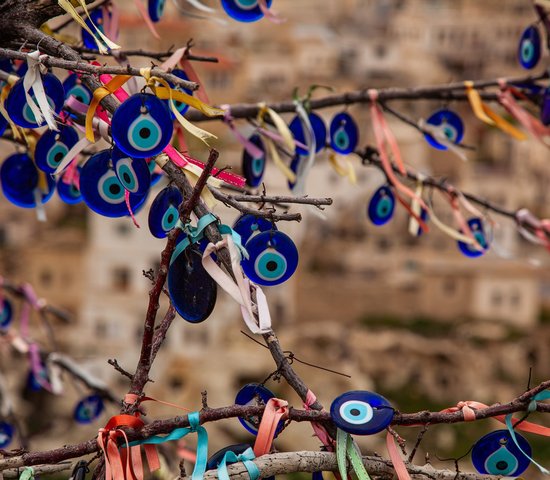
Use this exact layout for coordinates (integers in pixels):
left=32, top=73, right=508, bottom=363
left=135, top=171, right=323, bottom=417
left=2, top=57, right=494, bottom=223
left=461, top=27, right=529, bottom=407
left=510, top=290, right=521, bottom=307
left=40, top=269, right=53, bottom=287
left=491, top=290, right=503, bottom=307
left=112, top=267, right=131, bottom=291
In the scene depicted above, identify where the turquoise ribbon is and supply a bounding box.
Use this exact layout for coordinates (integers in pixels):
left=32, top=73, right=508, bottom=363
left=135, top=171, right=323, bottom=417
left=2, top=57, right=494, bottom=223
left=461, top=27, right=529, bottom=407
left=505, top=414, right=549, bottom=474
left=336, top=429, right=372, bottom=480
left=529, top=390, right=550, bottom=413
left=170, top=213, right=248, bottom=265
left=19, top=467, right=33, bottom=480
left=217, top=447, right=260, bottom=480
left=128, top=412, right=209, bottom=480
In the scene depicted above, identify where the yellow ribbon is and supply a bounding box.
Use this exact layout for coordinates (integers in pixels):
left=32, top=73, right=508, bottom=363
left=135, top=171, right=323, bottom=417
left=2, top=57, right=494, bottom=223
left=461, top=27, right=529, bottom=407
left=140, top=71, right=222, bottom=147
left=57, top=0, right=120, bottom=54
left=329, top=152, right=356, bottom=184
left=0, top=84, right=22, bottom=141
left=464, top=81, right=527, bottom=140
left=256, top=103, right=296, bottom=182
left=85, top=75, right=132, bottom=142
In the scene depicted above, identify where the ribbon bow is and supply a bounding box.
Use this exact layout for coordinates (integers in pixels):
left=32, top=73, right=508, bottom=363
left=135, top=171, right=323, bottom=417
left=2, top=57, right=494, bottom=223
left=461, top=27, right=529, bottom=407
left=217, top=447, right=260, bottom=480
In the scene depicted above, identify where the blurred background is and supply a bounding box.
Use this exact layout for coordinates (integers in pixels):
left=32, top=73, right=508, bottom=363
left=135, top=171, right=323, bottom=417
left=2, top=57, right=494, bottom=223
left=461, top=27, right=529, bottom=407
left=1, top=0, right=549, bottom=477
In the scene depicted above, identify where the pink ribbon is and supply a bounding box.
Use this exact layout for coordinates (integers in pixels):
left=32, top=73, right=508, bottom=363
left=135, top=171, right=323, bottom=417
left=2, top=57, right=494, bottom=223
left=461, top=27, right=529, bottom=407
left=29, top=343, right=53, bottom=392
left=258, top=0, right=286, bottom=23
left=133, top=0, right=160, bottom=39
left=303, top=390, right=335, bottom=451
left=257, top=127, right=308, bottom=151
left=253, top=398, right=289, bottom=457
left=221, top=105, right=264, bottom=159
left=124, top=190, right=140, bottom=228
left=386, top=432, right=411, bottom=480
left=102, top=3, right=120, bottom=42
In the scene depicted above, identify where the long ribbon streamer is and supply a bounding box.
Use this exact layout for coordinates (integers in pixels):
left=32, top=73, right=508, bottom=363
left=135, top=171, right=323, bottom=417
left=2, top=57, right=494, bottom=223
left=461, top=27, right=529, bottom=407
left=386, top=432, right=411, bottom=480
left=291, top=99, right=316, bottom=195
left=336, top=429, right=372, bottom=480
left=24, top=51, right=57, bottom=131
left=253, top=398, right=289, bottom=457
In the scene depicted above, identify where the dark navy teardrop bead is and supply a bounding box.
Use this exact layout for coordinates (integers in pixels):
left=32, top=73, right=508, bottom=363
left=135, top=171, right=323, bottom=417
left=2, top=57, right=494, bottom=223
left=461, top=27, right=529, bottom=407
left=235, top=383, right=283, bottom=436
left=518, top=25, right=541, bottom=70
left=74, top=394, right=105, bottom=424
left=111, top=147, right=151, bottom=196
left=330, top=112, right=359, bottom=154
left=111, top=93, right=173, bottom=158
left=232, top=214, right=276, bottom=246
left=242, top=134, right=266, bottom=188
left=457, top=218, right=489, bottom=258
left=148, top=186, right=183, bottom=238
left=289, top=112, right=327, bottom=155
left=471, top=430, right=531, bottom=476
left=0, top=422, right=14, bottom=448
left=148, top=0, right=166, bottom=22
left=63, top=73, right=92, bottom=105
left=168, top=246, right=217, bottom=323
left=367, top=186, right=395, bottom=226
left=221, top=0, right=273, bottom=22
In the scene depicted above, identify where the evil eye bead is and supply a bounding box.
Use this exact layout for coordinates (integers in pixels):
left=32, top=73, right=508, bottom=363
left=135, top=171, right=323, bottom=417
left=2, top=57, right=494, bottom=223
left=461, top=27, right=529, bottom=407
left=5, top=73, right=65, bottom=129
left=457, top=218, right=489, bottom=258
left=541, top=87, right=550, bottom=125
left=74, top=394, right=105, bottom=424
left=1, top=153, right=55, bottom=208
left=0, top=299, right=13, bottom=329
left=35, top=125, right=79, bottom=174
left=235, top=383, right=282, bottom=435
left=148, top=0, right=166, bottom=22
left=242, top=134, right=266, bottom=188
left=367, top=186, right=395, bottom=226
left=148, top=158, right=164, bottom=186
left=63, top=73, right=92, bottom=105
left=148, top=186, right=183, bottom=238
left=111, top=93, right=173, bottom=158
left=518, top=25, right=541, bottom=70
left=289, top=112, right=327, bottom=155
left=80, top=150, right=148, bottom=218
left=221, top=0, right=273, bottom=22
left=206, top=443, right=276, bottom=480
left=168, top=246, right=217, bottom=323
left=288, top=154, right=301, bottom=190
left=57, top=177, right=82, bottom=205
left=167, top=69, right=193, bottom=118
left=0, top=422, right=14, bottom=448
left=26, top=365, right=49, bottom=392
left=0, top=112, right=7, bottom=137
left=411, top=208, right=429, bottom=237
left=424, top=109, right=464, bottom=150
left=330, top=112, right=359, bottom=155
left=471, top=430, right=531, bottom=476
left=330, top=391, right=394, bottom=435
left=241, top=230, right=298, bottom=286
left=232, top=214, right=276, bottom=246
left=111, top=147, right=151, bottom=196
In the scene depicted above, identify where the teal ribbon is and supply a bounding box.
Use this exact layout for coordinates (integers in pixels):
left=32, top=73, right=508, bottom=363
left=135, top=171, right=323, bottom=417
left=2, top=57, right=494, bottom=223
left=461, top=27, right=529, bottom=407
left=505, top=414, right=549, bottom=474
left=171, top=214, right=248, bottom=265
left=336, top=429, right=372, bottom=480
left=19, top=467, right=34, bottom=480
left=217, top=447, right=260, bottom=480
left=128, top=412, right=208, bottom=480
left=529, top=389, right=550, bottom=413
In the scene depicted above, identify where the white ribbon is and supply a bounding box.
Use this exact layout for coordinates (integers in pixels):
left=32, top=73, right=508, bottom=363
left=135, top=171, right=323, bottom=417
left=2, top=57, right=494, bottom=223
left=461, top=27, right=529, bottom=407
left=202, top=235, right=271, bottom=334
left=24, top=51, right=58, bottom=131
left=408, top=175, right=425, bottom=236
left=54, top=137, right=89, bottom=176
left=185, top=0, right=216, bottom=13
left=292, top=100, right=316, bottom=195
left=419, top=119, right=467, bottom=162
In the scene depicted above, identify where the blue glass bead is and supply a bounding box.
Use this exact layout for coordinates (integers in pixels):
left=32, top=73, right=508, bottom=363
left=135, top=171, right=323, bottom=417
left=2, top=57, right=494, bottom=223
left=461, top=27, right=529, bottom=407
left=330, top=112, right=359, bottom=154
left=233, top=215, right=276, bottom=248
left=518, top=25, right=541, bottom=70
left=35, top=125, right=79, bottom=174
left=5, top=73, right=65, bottom=129
left=0, top=153, right=55, bottom=208
left=235, top=383, right=283, bottom=436
left=79, top=150, right=148, bottom=218
left=367, top=186, right=395, bottom=226
left=111, top=147, right=151, bottom=196
left=74, top=394, right=105, bottom=424
left=57, top=175, right=83, bottom=205
left=0, top=422, right=14, bottom=448
left=148, top=186, right=183, bottom=238
left=424, top=109, right=464, bottom=150
left=111, top=93, right=173, bottom=158
left=221, top=0, right=273, bottom=22
left=457, top=218, right=489, bottom=258
left=471, top=430, right=531, bottom=476
left=206, top=443, right=275, bottom=480
left=287, top=153, right=301, bottom=190
left=242, top=134, right=266, bottom=188
left=166, top=69, right=193, bottom=118
left=63, top=73, right=92, bottom=105
left=330, top=390, right=394, bottom=435
left=241, top=230, right=298, bottom=286
left=148, top=0, right=166, bottom=22
left=82, top=8, right=106, bottom=49
left=541, top=87, right=550, bottom=125
left=168, top=246, right=217, bottom=323
left=289, top=112, right=327, bottom=155
left=0, top=299, right=13, bottom=329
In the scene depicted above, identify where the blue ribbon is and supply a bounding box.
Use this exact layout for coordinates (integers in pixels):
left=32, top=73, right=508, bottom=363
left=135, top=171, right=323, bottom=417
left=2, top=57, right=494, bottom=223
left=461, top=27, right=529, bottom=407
left=529, top=389, right=550, bottom=413
left=128, top=412, right=209, bottom=480
left=217, top=447, right=260, bottom=480
left=505, top=414, right=549, bottom=474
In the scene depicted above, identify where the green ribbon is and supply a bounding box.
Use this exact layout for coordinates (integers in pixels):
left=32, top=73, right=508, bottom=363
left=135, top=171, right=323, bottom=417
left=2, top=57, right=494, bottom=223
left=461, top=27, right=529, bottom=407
left=336, top=429, right=372, bottom=480
left=19, top=467, right=34, bottom=480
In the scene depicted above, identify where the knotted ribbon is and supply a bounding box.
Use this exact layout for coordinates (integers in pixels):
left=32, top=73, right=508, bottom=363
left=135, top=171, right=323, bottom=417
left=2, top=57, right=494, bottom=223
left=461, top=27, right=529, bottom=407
left=24, top=51, right=57, bottom=131
left=217, top=447, right=260, bottom=480
left=253, top=398, right=289, bottom=457
left=303, top=390, right=335, bottom=451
